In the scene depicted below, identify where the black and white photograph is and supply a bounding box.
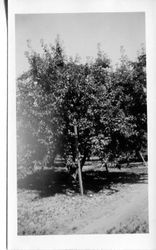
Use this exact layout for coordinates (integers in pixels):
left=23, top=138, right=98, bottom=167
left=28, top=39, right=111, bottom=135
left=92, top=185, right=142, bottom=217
left=5, top=0, right=156, bottom=249
left=16, top=12, right=148, bottom=235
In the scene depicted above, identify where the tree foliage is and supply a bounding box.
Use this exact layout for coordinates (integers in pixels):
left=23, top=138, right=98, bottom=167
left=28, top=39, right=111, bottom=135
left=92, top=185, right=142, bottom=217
left=17, top=39, right=147, bottom=175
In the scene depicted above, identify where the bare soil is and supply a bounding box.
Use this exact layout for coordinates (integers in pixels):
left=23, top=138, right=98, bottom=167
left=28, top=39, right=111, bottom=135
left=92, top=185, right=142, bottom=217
left=18, top=163, right=148, bottom=235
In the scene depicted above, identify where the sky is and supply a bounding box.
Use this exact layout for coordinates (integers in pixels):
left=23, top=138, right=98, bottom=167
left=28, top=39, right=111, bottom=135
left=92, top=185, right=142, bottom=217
left=16, top=13, right=145, bottom=77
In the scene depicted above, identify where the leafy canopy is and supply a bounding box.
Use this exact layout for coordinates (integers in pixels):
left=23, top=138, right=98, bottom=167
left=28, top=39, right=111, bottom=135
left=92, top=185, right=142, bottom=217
left=17, top=39, right=147, bottom=173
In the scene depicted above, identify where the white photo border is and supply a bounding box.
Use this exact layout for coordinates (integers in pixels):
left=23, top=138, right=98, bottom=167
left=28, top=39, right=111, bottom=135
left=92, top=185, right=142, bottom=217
left=0, top=1, right=7, bottom=250
left=8, top=0, right=156, bottom=249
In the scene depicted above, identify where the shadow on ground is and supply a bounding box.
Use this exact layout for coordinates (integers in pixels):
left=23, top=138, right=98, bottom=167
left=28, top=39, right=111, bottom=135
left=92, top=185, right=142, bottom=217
left=18, top=165, right=148, bottom=197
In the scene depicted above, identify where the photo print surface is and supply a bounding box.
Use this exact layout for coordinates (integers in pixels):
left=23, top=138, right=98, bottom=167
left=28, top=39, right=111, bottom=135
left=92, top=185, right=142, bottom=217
left=16, top=13, right=148, bottom=235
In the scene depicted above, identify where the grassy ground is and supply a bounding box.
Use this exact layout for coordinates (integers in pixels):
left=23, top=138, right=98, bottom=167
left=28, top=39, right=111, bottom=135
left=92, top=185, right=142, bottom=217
left=18, top=162, right=148, bottom=235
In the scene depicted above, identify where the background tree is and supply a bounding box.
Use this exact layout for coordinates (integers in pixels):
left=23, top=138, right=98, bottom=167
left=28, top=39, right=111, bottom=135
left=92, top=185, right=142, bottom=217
left=91, top=47, right=147, bottom=169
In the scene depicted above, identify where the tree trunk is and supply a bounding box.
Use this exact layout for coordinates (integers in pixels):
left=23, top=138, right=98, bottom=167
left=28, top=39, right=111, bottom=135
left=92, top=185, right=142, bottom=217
left=105, top=163, right=109, bottom=173
left=80, top=154, right=87, bottom=169
left=101, top=159, right=109, bottom=173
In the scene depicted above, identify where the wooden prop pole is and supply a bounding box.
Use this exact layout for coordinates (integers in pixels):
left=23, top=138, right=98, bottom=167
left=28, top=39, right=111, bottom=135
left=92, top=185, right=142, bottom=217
left=73, top=119, right=84, bottom=195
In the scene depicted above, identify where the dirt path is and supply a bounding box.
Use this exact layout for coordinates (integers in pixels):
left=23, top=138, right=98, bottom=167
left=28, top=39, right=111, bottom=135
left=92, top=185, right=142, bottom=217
left=75, top=183, right=148, bottom=234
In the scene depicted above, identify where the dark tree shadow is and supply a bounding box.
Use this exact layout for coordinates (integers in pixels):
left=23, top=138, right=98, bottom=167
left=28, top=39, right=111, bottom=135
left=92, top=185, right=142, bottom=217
left=17, top=166, right=148, bottom=198
left=83, top=169, right=147, bottom=193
